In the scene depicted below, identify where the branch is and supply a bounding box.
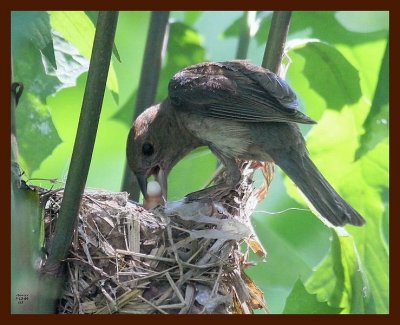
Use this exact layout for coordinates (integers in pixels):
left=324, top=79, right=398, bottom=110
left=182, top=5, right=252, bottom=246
left=44, top=11, right=119, bottom=272
left=262, top=11, right=292, bottom=74
left=121, top=11, right=170, bottom=200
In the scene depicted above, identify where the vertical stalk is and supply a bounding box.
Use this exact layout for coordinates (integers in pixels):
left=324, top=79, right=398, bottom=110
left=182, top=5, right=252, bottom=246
left=44, top=11, right=119, bottom=272
left=121, top=11, right=170, bottom=200
left=236, top=11, right=251, bottom=60
left=262, top=11, right=292, bottom=74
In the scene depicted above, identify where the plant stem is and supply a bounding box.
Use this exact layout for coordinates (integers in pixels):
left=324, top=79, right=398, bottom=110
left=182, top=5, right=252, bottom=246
left=236, top=11, right=251, bottom=60
left=262, top=11, right=292, bottom=74
left=44, top=11, right=119, bottom=272
left=121, top=11, right=170, bottom=200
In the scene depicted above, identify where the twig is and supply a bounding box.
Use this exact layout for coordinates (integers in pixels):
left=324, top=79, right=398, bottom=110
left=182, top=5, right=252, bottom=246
left=179, top=284, right=195, bottom=314
left=167, top=223, right=184, bottom=280
left=165, top=272, right=185, bottom=304
left=210, top=264, right=223, bottom=297
left=116, top=249, right=176, bottom=263
left=139, top=295, right=168, bottom=314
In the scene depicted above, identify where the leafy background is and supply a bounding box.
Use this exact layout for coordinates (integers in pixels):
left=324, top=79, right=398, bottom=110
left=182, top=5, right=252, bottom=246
left=11, top=11, right=389, bottom=314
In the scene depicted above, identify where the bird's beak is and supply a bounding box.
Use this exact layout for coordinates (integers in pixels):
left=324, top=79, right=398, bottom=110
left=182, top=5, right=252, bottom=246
left=136, top=173, right=148, bottom=199
left=136, top=165, right=168, bottom=202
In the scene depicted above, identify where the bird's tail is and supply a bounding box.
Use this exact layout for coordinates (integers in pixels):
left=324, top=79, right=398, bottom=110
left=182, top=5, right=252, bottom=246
left=275, top=153, right=365, bottom=227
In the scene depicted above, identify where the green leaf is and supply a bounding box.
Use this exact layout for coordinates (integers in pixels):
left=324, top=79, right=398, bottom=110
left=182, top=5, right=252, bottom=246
left=49, top=11, right=119, bottom=101
left=30, top=12, right=151, bottom=192
left=283, top=278, right=342, bottom=314
left=13, top=27, right=88, bottom=174
left=12, top=11, right=57, bottom=69
left=49, top=11, right=95, bottom=59
left=257, top=11, right=388, bottom=47
left=306, top=230, right=375, bottom=314
left=16, top=94, right=62, bottom=174
left=45, top=32, right=90, bottom=90
left=13, top=18, right=60, bottom=102
left=221, top=16, right=241, bottom=38
left=355, top=41, right=389, bottom=159
left=184, top=11, right=203, bottom=25
left=246, top=191, right=331, bottom=313
left=346, top=142, right=389, bottom=314
left=290, top=40, right=361, bottom=110
left=283, top=102, right=388, bottom=313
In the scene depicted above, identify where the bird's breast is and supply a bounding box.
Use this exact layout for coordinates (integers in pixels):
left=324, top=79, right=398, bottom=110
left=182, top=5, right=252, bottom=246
left=177, top=112, right=267, bottom=160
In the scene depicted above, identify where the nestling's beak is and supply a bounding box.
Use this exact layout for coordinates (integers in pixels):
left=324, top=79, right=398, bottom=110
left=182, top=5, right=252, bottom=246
left=136, top=165, right=168, bottom=201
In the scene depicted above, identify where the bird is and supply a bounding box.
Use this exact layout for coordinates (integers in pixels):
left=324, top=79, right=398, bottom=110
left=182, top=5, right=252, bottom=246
left=126, top=60, right=365, bottom=227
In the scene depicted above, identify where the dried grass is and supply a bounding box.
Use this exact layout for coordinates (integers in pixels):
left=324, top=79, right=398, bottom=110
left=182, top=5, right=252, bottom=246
left=42, top=161, right=274, bottom=314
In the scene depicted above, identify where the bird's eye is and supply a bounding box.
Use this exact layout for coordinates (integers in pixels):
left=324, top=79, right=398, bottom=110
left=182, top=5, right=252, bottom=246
left=142, top=142, right=154, bottom=156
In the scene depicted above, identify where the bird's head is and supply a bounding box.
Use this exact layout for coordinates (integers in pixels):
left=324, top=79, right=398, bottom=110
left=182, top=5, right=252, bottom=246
left=126, top=101, right=200, bottom=201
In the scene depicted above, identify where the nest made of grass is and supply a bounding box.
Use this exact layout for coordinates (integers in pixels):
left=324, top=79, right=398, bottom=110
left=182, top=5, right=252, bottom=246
left=43, top=161, right=273, bottom=314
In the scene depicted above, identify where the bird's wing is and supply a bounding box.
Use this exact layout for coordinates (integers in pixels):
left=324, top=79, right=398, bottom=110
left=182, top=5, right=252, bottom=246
left=168, top=61, right=316, bottom=124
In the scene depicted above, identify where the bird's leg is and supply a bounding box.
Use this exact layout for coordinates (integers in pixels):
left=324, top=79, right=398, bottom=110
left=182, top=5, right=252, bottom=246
left=185, top=145, right=241, bottom=201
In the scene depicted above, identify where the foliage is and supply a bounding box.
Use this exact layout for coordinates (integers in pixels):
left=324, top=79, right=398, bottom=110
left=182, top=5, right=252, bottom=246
left=11, top=11, right=389, bottom=314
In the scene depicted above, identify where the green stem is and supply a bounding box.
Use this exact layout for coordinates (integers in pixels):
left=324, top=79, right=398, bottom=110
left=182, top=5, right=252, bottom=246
left=121, top=11, right=170, bottom=200
left=236, top=11, right=251, bottom=60
left=44, top=11, right=119, bottom=272
left=262, top=11, right=292, bottom=74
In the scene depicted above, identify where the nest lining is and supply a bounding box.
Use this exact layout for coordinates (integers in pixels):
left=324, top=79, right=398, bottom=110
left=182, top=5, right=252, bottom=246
left=43, top=161, right=273, bottom=314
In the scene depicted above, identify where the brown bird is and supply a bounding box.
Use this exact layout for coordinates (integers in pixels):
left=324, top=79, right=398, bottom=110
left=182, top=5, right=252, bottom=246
left=127, top=60, right=365, bottom=227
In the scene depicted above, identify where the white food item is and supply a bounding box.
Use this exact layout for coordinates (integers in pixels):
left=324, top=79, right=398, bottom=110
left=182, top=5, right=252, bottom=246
left=147, top=180, right=162, bottom=196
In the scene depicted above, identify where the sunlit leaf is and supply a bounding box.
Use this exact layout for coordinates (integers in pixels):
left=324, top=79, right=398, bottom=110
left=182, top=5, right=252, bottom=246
left=356, top=41, right=389, bottom=159
left=257, top=11, right=388, bottom=46
left=290, top=40, right=361, bottom=110
left=306, top=230, right=375, bottom=313
left=13, top=27, right=88, bottom=174
left=284, top=102, right=388, bottom=313
left=283, top=278, right=342, bottom=314
left=49, top=11, right=119, bottom=102
left=44, top=31, right=89, bottom=90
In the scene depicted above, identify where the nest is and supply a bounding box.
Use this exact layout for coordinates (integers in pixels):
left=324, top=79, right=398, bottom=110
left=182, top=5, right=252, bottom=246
left=42, top=161, right=274, bottom=314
